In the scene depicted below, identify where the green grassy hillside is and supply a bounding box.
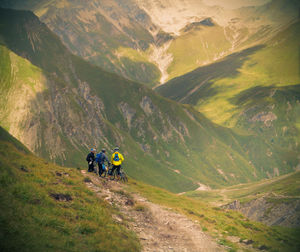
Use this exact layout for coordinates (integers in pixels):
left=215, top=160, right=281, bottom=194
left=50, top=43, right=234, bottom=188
left=2, top=0, right=298, bottom=86
left=1, top=8, right=296, bottom=193
left=157, top=20, right=300, bottom=178
left=157, top=20, right=300, bottom=114
left=166, top=19, right=232, bottom=80
left=1, top=127, right=299, bottom=251
left=127, top=177, right=300, bottom=251
left=0, top=126, right=140, bottom=251
left=0, top=7, right=276, bottom=193
left=0, top=0, right=161, bottom=87
left=185, top=170, right=300, bottom=205
left=184, top=171, right=300, bottom=228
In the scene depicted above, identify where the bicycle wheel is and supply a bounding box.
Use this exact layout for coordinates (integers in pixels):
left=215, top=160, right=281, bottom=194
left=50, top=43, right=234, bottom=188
left=100, top=170, right=107, bottom=178
left=123, top=173, right=128, bottom=182
left=120, top=172, right=128, bottom=183
left=113, top=169, right=117, bottom=180
left=103, top=168, right=108, bottom=178
left=110, top=168, right=116, bottom=180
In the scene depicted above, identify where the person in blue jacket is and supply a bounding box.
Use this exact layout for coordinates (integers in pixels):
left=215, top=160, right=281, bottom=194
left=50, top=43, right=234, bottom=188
left=95, top=149, right=110, bottom=177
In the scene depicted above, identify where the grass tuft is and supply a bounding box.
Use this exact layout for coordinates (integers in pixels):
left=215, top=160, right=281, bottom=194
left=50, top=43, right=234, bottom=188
left=0, top=128, right=141, bottom=252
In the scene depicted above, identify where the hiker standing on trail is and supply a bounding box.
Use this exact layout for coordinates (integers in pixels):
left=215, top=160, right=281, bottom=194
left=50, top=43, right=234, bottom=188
left=111, top=147, right=124, bottom=178
left=86, top=148, right=96, bottom=172
left=95, top=149, right=110, bottom=177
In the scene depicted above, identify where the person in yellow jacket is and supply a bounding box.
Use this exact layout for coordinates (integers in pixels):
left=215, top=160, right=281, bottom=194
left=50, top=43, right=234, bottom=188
left=111, top=147, right=124, bottom=178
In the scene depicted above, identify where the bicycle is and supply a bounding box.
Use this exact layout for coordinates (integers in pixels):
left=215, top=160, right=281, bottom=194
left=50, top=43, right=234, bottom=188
left=109, top=166, right=128, bottom=182
left=99, top=163, right=110, bottom=178
left=119, top=167, right=128, bottom=182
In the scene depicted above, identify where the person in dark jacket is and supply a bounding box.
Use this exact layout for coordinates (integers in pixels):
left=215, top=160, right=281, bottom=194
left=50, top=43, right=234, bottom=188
left=96, top=149, right=110, bottom=177
left=86, top=148, right=96, bottom=172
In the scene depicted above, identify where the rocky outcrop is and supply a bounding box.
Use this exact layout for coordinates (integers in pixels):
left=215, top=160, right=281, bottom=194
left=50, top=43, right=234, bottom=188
left=223, top=196, right=300, bottom=227
left=118, top=102, right=136, bottom=129
left=250, top=111, right=277, bottom=127
left=182, top=18, right=215, bottom=33
left=140, top=96, right=155, bottom=115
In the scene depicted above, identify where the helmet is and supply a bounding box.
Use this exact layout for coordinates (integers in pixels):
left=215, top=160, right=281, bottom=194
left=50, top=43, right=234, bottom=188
left=102, top=148, right=106, bottom=152
left=91, top=148, right=96, bottom=152
left=114, top=147, right=119, bottom=151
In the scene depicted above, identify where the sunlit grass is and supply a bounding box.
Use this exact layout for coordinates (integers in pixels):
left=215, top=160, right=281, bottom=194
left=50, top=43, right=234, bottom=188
left=196, top=22, right=300, bottom=127
left=127, top=179, right=300, bottom=251
left=167, top=25, right=232, bottom=80
left=0, top=128, right=140, bottom=252
left=185, top=171, right=300, bottom=206
left=116, top=46, right=151, bottom=63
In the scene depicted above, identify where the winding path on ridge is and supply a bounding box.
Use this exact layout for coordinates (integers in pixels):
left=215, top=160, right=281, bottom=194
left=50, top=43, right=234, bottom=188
left=81, top=170, right=224, bottom=252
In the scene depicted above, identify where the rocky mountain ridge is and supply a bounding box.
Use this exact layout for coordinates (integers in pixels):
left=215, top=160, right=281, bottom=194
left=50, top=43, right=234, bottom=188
left=1, top=0, right=298, bottom=85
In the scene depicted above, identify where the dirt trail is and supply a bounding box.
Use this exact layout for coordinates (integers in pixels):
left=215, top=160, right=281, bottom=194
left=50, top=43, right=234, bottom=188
left=81, top=170, right=224, bottom=252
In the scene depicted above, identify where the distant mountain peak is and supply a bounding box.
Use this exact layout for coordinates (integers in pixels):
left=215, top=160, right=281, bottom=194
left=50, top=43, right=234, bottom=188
left=181, top=17, right=215, bottom=33
left=199, top=17, right=215, bottom=26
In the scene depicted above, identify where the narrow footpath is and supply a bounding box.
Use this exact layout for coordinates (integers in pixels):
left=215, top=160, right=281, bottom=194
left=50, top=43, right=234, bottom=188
left=81, top=170, right=224, bottom=252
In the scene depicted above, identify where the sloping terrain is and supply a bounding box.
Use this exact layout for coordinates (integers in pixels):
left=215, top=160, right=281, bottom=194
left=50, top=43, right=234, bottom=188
left=185, top=171, right=300, bottom=227
left=0, top=0, right=162, bottom=87
left=0, top=3, right=299, bottom=251
left=1, top=126, right=299, bottom=251
left=0, top=126, right=141, bottom=251
left=1, top=0, right=298, bottom=85
left=157, top=20, right=300, bottom=111
left=127, top=174, right=300, bottom=251
left=138, top=0, right=299, bottom=81
left=82, top=170, right=223, bottom=252
left=157, top=20, right=300, bottom=178
left=0, top=8, right=287, bottom=192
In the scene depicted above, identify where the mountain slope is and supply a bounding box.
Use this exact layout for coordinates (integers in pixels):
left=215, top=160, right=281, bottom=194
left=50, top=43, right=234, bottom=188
left=185, top=171, right=300, bottom=227
left=157, top=20, right=300, bottom=109
left=138, top=0, right=300, bottom=81
left=1, top=126, right=299, bottom=251
left=157, top=20, right=300, bottom=177
left=0, top=0, right=162, bottom=86
left=0, top=0, right=162, bottom=87
left=1, top=8, right=296, bottom=192
left=1, top=0, right=298, bottom=85
left=128, top=175, right=300, bottom=251
left=0, top=126, right=140, bottom=251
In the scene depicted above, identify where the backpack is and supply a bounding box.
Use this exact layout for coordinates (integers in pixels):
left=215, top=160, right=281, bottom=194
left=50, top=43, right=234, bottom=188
left=95, top=153, right=102, bottom=163
left=114, top=153, right=120, bottom=161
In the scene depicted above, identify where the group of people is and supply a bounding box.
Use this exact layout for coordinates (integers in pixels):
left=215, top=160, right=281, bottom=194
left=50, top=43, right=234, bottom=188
left=86, top=147, right=124, bottom=178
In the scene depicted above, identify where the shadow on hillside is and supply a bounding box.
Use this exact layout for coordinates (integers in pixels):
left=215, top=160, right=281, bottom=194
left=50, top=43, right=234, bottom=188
left=157, top=45, right=266, bottom=105
left=0, top=8, right=73, bottom=77
left=229, top=84, right=300, bottom=107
